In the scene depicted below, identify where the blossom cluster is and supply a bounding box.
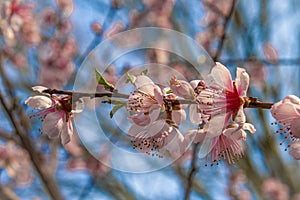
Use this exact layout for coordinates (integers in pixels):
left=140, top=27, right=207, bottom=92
left=25, top=62, right=300, bottom=164
left=25, top=62, right=258, bottom=165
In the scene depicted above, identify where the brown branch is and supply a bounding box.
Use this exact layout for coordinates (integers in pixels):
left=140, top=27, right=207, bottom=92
left=213, top=0, right=237, bottom=61
left=184, top=143, right=200, bottom=200
left=220, top=58, right=300, bottom=65
left=0, top=129, right=21, bottom=144
left=0, top=54, right=64, bottom=200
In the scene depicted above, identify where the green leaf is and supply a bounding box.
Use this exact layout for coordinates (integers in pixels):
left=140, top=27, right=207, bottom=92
left=165, top=89, right=172, bottom=94
left=110, top=104, right=124, bottom=118
left=126, top=73, right=136, bottom=84
left=141, top=69, right=148, bottom=76
left=95, top=69, right=115, bottom=92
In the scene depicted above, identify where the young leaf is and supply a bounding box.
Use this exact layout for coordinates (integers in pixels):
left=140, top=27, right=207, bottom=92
left=95, top=69, right=115, bottom=92
left=141, top=69, right=148, bottom=76
left=126, top=73, right=136, bottom=84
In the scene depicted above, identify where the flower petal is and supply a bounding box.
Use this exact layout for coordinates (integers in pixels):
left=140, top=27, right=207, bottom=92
left=25, top=95, right=52, bottom=109
left=184, top=129, right=206, bottom=143
left=235, top=67, right=249, bottom=97
left=291, top=117, right=300, bottom=138
left=135, top=75, right=154, bottom=94
left=32, top=86, right=48, bottom=93
left=42, top=111, right=64, bottom=139
left=61, top=120, right=73, bottom=145
left=189, top=104, right=202, bottom=124
left=210, top=62, right=233, bottom=91
left=271, top=102, right=300, bottom=125
left=242, top=123, right=256, bottom=134
left=163, top=128, right=185, bottom=158
left=289, top=141, right=300, bottom=160
left=172, top=109, right=186, bottom=125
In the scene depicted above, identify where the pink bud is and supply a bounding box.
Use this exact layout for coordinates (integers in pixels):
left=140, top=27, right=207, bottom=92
left=169, top=76, right=195, bottom=99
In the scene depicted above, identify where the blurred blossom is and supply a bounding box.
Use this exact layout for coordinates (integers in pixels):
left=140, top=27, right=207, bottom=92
left=263, top=43, right=279, bottom=64
left=3, top=46, right=28, bottom=68
left=91, top=21, right=102, bottom=34
left=55, top=0, right=74, bottom=17
left=38, top=7, right=58, bottom=28
left=262, top=178, right=289, bottom=200
left=244, top=61, right=267, bottom=89
left=0, top=141, right=32, bottom=187
left=195, top=31, right=212, bottom=51
left=203, top=0, right=233, bottom=16
left=66, top=143, right=111, bottom=176
left=37, top=36, right=77, bottom=88
left=228, top=170, right=252, bottom=200
left=129, top=0, right=174, bottom=28
left=0, top=0, right=40, bottom=46
left=104, top=21, right=125, bottom=39
left=288, top=141, right=300, bottom=160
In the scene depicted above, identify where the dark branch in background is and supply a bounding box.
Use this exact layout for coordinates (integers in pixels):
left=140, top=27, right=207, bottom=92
left=213, top=0, right=237, bottom=61
left=0, top=53, right=64, bottom=200
left=184, top=1, right=237, bottom=199
left=221, top=58, right=300, bottom=66
left=184, top=143, right=200, bottom=200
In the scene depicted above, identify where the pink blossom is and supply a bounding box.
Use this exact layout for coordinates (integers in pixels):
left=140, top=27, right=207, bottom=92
left=185, top=113, right=255, bottom=164
left=191, top=62, right=249, bottom=135
left=169, top=76, right=195, bottom=100
left=127, top=75, right=187, bottom=157
left=271, top=95, right=300, bottom=139
left=288, top=141, right=300, bottom=160
left=128, top=119, right=185, bottom=158
left=0, top=141, right=32, bottom=186
left=262, top=178, right=289, bottom=200
left=25, top=87, right=82, bottom=145
left=0, top=0, right=41, bottom=46
left=127, top=75, right=164, bottom=126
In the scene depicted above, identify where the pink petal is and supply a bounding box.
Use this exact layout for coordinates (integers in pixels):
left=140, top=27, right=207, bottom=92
left=25, top=95, right=52, bottom=109
left=163, top=128, right=185, bottom=158
left=242, top=123, right=256, bottom=134
left=135, top=75, right=154, bottom=94
left=149, top=105, right=161, bottom=122
left=234, top=108, right=246, bottom=124
left=61, top=120, right=73, bottom=145
left=146, top=120, right=167, bottom=137
left=42, top=111, right=64, bottom=139
left=32, top=86, right=48, bottom=93
left=283, top=95, right=300, bottom=105
left=189, top=104, right=203, bottom=124
left=289, top=141, right=300, bottom=160
left=190, top=80, right=200, bottom=89
left=184, top=129, right=206, bottom=143
left=128, top=124, right=145, bottom=137
left=223, top=125, right=246, bottom=141
left=235, top=67, right=249, bottom=97
left=271, top=102, right=300, bottom=124
left=172, top=109, right=186, bottom=125
left=154, top=86, right=163, bottom=104
left=198, top=137, right=218, bottom=159
left=211, top=62, right=233, bottom=91
left=131, top=113, right=151, bottom=126
left=206, top=113, right=226, bottom=138
left=291, top=118, right=300, bottom=138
